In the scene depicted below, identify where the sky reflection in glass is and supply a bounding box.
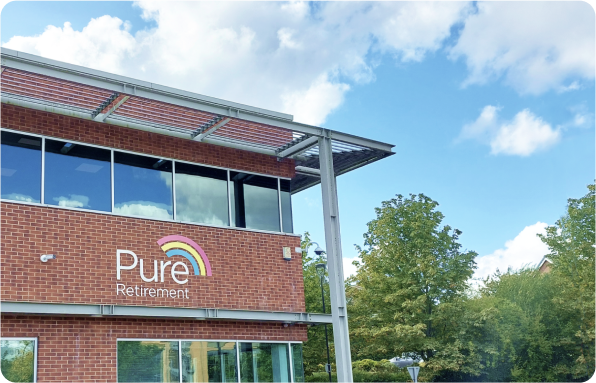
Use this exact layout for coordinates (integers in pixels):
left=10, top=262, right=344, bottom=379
left=114, top=152, right=172, bottom=220
left=1, top=131, right=41, bottom=203
left=44, top=139, right=111, bottom=212
left=280, top=179, right=293, bottom=233
left=175, top=163, right=229, bottom=226
left=230, top=171, right=280, bottom=232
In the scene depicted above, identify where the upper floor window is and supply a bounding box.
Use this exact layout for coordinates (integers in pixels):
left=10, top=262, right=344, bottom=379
left=230, top=172, right=280, bottom=232
left=45, top=139, right=111, bottom=212
left=114, top=152, right=173, bottom=220
left=1, top=130, right=294, bottom=234
left=1, top=131, right=41, bottom=203
left=175, top=162, right=229, bottom=226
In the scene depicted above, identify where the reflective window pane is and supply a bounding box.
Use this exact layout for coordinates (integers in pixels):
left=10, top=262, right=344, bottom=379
left=114, top=152, right=173, bottom=220
left=230, top=172, right=280, bottom=232
left=291, top=344, right=305, bottom=382
left=280, top=180, right=293, bottom=233
left=175, top=163, right=229, bottom=226
left=181, top=341, right=237, bottom=383
left=117, top=341, right=179, bottom=383
left=44, top=139, right=111, bottom=212
left=239, top=343, right=290, bottom=383
left=1, top=339, right=35, bottom=383
left=1, top=132, right=41, bottom=203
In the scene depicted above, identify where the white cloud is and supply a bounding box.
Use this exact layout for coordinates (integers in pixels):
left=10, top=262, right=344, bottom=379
left=490, top=109, right=560, bottom=156
left=4, top=16, right=136, bottom=73
left=114, top=201, right=172, bottom=220
left=343, top=256, right=359, bottom=280
left=53, top=194, right=89, bottom=208
left=1, top=193, right=38, bottom=203
left=3, top=2, right=469, bottom=125
left=473, top=222, right=550, bottom=282
left=460, top=105, right=561, bottom=156
left=449, top=2, right=595, bottom=95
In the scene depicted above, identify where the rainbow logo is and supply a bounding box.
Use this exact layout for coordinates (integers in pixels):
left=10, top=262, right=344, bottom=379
left=156, top=235, right=212, bottom=276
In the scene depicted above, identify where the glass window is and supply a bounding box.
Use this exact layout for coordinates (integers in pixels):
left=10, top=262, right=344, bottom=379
left=230, top=172, right=280, bottom=232
left=181, top=341, right=237, bottom=383
left=117, top=341, right=179, bottom=383
left=114, top=152, right=173, bottom=220
left=175, top=163, right=229, bottom=226
left=290, top=344, right=304, bottom=382
left=1, top=338, right=36, bottom=383
left=44, top=139, right=111, bottom=212
left=1, top=132, right=41, bottom=203
left=280, top=180, right=293, bottom=233
left=239, top=343, right=290, bottom=383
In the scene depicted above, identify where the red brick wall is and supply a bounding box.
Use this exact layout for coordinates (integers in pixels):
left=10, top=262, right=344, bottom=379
left=1, top=315, right=308, bottom=382
left=1, top=85, right=308, bottom=383
left=1, top=104, right=295, bottom=178
left=1, top=105, right=305, bottom=312
left=1, top=202, right=304, bottom=312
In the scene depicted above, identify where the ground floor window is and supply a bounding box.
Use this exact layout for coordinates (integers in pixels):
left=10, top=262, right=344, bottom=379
left=1, top=338, right=37, bottom=383
left=118, top=340, right=303, bottom=383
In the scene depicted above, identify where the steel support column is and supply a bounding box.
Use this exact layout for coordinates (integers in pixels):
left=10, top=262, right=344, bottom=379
left=318, top=133, right=353, bottom=382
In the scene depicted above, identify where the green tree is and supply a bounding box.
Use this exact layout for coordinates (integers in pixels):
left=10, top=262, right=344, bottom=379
left=347, top=194, right=478, bottom=377
left=539, top=183, right=595, bottom=380
left=1, top=341, right=34, bottom=383
left=300, top=232, right=334, bottom=376
left=471, top=269, right=576, bottom=383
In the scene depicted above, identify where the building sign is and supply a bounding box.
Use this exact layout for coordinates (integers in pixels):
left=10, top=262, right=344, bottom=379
left=116, top=235, right=212, bottom=299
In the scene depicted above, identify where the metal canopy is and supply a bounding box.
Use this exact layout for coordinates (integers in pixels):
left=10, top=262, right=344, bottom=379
left=1, top=48, right=394, bottom=193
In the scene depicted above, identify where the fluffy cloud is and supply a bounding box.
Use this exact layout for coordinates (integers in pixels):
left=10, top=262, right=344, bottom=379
left=3, top=2, right=469, bottom=125
left=4, top=16, right=136, bottom=73
left=449, top=2, right=595, bottom=94
left=473, top=222, right=550, bottom=282
left=460, top=105, right=561, bottom=156
left=114, top=201, right=172, bottom=220
left=1, top=193, right=39, bottom=203
left=53, top=194, right=90, bottom=208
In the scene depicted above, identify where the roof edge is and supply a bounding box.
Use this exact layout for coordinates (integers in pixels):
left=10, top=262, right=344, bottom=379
left=1, top=47, right=294, bottom=122
left=1, top=48, right=395, bottom=153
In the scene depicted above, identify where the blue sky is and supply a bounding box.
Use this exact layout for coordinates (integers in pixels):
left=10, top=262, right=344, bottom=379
left=2, top=1, right=594, bottom=281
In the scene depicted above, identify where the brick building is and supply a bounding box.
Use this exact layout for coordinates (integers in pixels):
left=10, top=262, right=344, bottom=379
left=0, top=48, right=393, bottom=382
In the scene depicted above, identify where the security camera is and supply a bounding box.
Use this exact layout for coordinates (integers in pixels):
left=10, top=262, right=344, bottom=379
left=312, top=242, right=325, bottom=255
left=40, top=254, right=56, bottom=262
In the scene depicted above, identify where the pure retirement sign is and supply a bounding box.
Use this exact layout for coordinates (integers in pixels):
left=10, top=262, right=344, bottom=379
left=116, top=235, right=212, bottom=300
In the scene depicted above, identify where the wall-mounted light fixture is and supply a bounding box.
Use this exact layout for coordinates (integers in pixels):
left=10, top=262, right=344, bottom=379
left=40, top=254, right=56, bottom=262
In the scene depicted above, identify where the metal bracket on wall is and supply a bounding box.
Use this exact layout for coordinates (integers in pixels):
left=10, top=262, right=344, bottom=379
left=100, top=304, right=115, bottom=315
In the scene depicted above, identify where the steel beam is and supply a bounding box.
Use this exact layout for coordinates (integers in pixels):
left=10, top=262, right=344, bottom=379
left=194, top=118, right=231, bottom=142
left=93, top=95, right=130, bottom=122
left=1, top=301, right=333, bottom=324
left=277, top=136, right=319, bottom=158
left=295, top=166, right=321, bottom=177
left=318, top=132, right=353, bottom=382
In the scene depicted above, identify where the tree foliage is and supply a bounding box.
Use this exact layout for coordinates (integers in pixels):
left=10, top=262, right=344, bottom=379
left=538, top=183, right=595, bottom=380
left=347, top=194, right=477, bottom=375
left=1, top=341, right=34, bottom=383
left=300, top=232, right=335, bottom=376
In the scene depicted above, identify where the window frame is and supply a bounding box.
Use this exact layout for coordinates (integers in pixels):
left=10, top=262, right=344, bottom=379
left=0, top=337, right=38, bottom=383
left=116, top=339, right=303, bottom=383
left=0, top=128, right=297, bottom=237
